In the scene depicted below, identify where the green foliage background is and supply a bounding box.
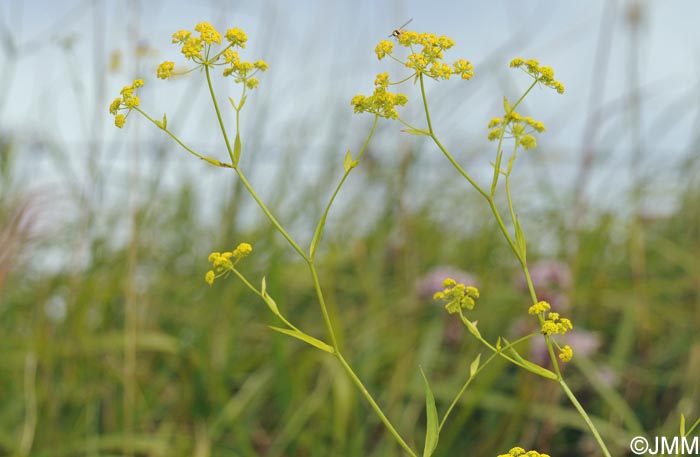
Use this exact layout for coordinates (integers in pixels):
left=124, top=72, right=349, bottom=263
left=2, top=2, right=700, bottom=456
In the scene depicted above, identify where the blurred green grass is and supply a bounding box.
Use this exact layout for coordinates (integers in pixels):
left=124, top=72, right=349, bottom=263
left=2, top=2, right=700, bottom=454
left=2, top=126, right=700, bottom=456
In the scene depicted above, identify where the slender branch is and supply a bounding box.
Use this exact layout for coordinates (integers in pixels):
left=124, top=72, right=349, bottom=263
left=204, top=65, right=236, bottom=164
left=310, top=116, right=379, bottom=259
left=417, top=70, right=612, bottom=457
left=490, top=80, right=537, bottom=196
left=439, top=334, right=536, bottom=431
left=559, top=379, right=613, bottom=457
left=336, top=353, right=418, bottom=457
left=418, top=74, right=489, bottom=199
left=135, top=108, right=233, bottom=167
left=235, top=168, right=310, bottom=262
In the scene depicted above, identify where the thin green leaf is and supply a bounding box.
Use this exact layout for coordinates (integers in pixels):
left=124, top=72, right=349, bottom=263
left=687, top=416, right=700, bottom=435
left=419, top=367, right=439, bottom=456
left=343, top=149, right=353, bottom=172
left=506, top=152, right=516, bottom=174
left=268, top=326, right=334, bottom=354
left=469, top=353, right=481, bottom=378
left=233, top=133, right=242, bottom=166
left=162, top=113, right=167, bottom=129
left=514, top=216, right=527, bottom=260
left=502, top=338, right=557, bottom=380
left=228, top=96, right=237, bottom=110
left=520, top=359, right=557, bottom=380
left=681, top=413, right=686, bottom=436
left=402, top=128, right=430, bottom=136
left=203, top=156, right=223, bottom=167
left=502, top=337, right=526, bottom=363
left=503, top=96, right=512, bottom=114
left=460, top=315, right=481, bottom=339
left=261, top=278, right=282, bottom=319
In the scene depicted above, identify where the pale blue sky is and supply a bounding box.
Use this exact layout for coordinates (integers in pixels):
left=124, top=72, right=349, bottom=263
left=2, top=0, right=699, bottom=221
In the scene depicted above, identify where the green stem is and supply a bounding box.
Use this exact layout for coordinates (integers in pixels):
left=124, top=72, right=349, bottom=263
left=308, top=258, right=415, bottom=455
left=140, top=59, right=414, bottom=456
left=202, top=66, right=308, bottom=261
left=511, top=79, right=538, bottom=112
left=310, top=116, right=379, bottom=259
left=519, top=261, right=538, bottom=308
left=490, top=129, right=508, bottom=197
left=336, top=352, right=418, bottom=457
left=204, top=65, right=236, bottom=164
left=418, top=73, right=611, bottom=457
left=504, top=168, right=518, bottom=234
left=231, top=268, right=300, bottom=333
left=307, top=262, right=339, bottom=349
left=559, top=379, right=612, bottom=457
left=396, top=116, right=427, bottom=134
left=504, top=169, right=538, bottom=305
left=418, top=74, right=488, bottom=199
left=490, top=80, right=537, bottom=196
left=235, top=168, right=310, bottom=262
left=485, top=198, right=521, bottom=265
left=135, top=108, right=233, bottom=167
left=439, top=334, right=535, bottom=431
left=302, top=117, right=416, bottom=455
left=418, top=75, right=522, bottom=275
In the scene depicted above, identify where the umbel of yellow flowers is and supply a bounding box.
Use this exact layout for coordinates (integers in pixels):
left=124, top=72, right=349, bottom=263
left=205, top=242, right=253, bottom=285
left=109, top=22, right=268, bottom=129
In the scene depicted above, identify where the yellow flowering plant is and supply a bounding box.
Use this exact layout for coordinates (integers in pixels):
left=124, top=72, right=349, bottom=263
left=353, top=28, right=611, bottom=457
left=112, top=22, right=610, bottom=457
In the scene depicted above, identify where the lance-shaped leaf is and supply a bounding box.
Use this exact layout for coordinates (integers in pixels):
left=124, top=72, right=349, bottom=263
left=268, top=326, right=334, bottom=354
left=514, top=216, right=527, bottom=261
left=233, top=132, right=242, bottom=166
left=261, top=277, right=282, bottom=320
left=420, top=368, right=439, bottom=456
left=470, top=353, right=481, bottom=378
left=343, top=149, right=354, bottom=172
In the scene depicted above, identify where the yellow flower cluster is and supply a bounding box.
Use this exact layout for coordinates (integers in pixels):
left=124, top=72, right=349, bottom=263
left=497, top=447, right=551, bottom=457
left=156, top=61, right=174, bottom=80
left=484, top=58, right=563, bottom=146
left=374, top=40, right=393, bottom=59
left=487, top=110, right=545, bottom=150
left=221, top=49, right=268, bottom=89
left=433, top=278, right=480, bottom=314
left=225, top=27, right=247, bottom=47
left=195, top=22, right=222, bottom=45
left=374, top=31, right=474, bottom=81
left=529, top=301, right=574, bottom=361
left=527, top=300, right=551, bottom=315
left=108, top=79, right=144, bottom=128
left=351, top=72, right=408, bottom=119
left=510, top=57, right=565, bottom=94
left=205, top=242, right=253, bottom=285
left=559, top=344, right=573, bottom=362
left=157, top=22, right=268, bottom=90
left=357, top=29, right=473, bottom=118
left=170, top=22, right=221, bottom=62
left=540, top=311, right=573, bottom=336
left=232, top=242, right=253, bottom=257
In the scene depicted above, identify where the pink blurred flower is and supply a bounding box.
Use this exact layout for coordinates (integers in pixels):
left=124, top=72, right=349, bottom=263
left=517, top=260, right=572, bottom=310
left=416, top=266, right=478, bottom=300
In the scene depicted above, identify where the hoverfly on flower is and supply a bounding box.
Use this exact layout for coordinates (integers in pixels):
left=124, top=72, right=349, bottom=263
left=389, top=18, right=413, bottom=39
